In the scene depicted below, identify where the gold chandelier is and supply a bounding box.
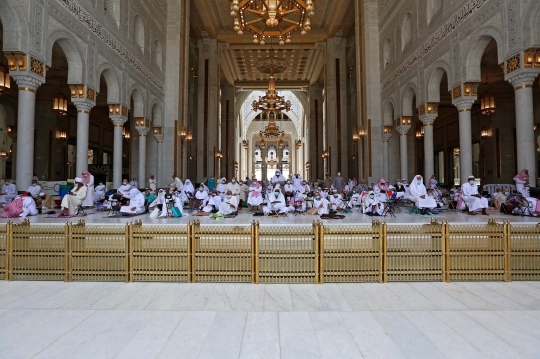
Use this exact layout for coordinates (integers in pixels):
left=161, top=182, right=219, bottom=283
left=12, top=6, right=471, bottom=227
left=230, top=0, right=315, bottom=45
left=260, top=112, right=285, bottom=138
left=252, top=75, right=291, bottom=114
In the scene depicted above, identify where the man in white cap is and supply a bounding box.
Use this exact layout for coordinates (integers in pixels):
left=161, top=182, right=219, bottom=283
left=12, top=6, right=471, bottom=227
left=26, top=179, right=42, bottom=199
left=461, top=175, right=489, bottom=215
left=263, top=188, right=288, bottom=215
left=58, top=177, right=88, bottom=216
left=408, top=175, right=437, bottom=215
left=0, top=178, right=17, bottom=205
left=218, top=190, right=238, bottom=215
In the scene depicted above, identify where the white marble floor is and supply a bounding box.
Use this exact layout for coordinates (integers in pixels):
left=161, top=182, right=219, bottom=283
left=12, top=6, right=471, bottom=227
left=0, top=281, right=539, bottom=358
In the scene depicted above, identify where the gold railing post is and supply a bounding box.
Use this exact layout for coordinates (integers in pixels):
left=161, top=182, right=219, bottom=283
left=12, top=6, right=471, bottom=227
left=190, top=220, right=199, bottom=283
left=446, top=221, right=451, bottom=282
left=442, top=221, right=449, bottom=283
left=125, top=222, right=131, bottom=283
left=381, top=221, right=387, bottom=283
left=187, top=221, right=192, bottom=283
left=504, top=221, right=511, bottom=282
left=6, top=221, right=12, bottom=281
left=65, top=222, right=72, bottom=283
left=254, top=221, right=259, bottom=284
left=318, top=221, right=324, bottom=284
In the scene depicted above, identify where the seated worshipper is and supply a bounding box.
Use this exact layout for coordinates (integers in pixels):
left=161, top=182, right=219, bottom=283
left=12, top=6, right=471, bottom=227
left=493, top=188, right=508, bottom=211
left=143, top=188, right=156, bottom=206
left=194, top=191, right=221, bottom=215
left=94, top=182, right=106, bottom=203
left=427, top=188, right=443, bottom=208
left=307, top=192, right=330, bottom=215
left=247, top=178, right=263, bottom=212
left=81, top=170, right=95, bottom=208
left=357, top=179, right=369, bottom=192
left=408, top=175, right=437, bottom=215
left=284, top=180, right=295, bottom=202
left=58, top=177, right=88, bottom=216
left=26, top=179, right=42, bottom=199
left=239, top=180, right=249, bottom=206
left=216, top=178, right=227, bottom=199
left=429, top=175, right=438, bottom=189
left=217, top=190, right=238, bottom=215
left=514, top=169, right=540, bottom=215
left=328, top=190, right=345, bottom=211
left=363, top=191, right=385, bottom=216
left=350, top=188, right=362, bottom=207
left=271, top=170, right=287, bottom=191
left=189, top=184, right=208, bottom=211
left=36, top=192, right=56, bottom=211
left=299, top=181, right=311, bottom=195
left=288, top=191, right=306, bottom=212
left=373, top=178, right=389, bottom=202
left=394, top=180, right=406, bottom=199
left=320, top=187, right=329, bottom=200
left=118, top=179, right=132, bottom=198
left=170, top=175, right=184, bottom=191
left=226, top=177, right=241, bottom=209
left=180, top=179, right=195, bottom=203
left=0, top=178, right=17, bottom=206
left=159, top=187, right=184, bottom=218
left=461, top=176, right=489, bottom=215
left=262, top=187, right=274, bottom=207
left=148, top=188, right=165, bottom=211
left=263, top=188, right=288, bottom=215
left=120, top=188, right=146, bottom=215
left=130, top=177, right=138, bottom=189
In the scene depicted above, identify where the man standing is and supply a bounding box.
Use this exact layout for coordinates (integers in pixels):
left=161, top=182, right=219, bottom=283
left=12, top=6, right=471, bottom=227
left=461, top=176, right=489, bottom=215
left=271, top=170, right=286, bottom=191
left=333, top=172, right=345, bottom=194
left=170, top=175, right=183, bottom=191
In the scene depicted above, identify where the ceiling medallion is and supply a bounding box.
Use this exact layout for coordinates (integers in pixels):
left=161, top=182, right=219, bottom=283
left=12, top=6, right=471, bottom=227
left=230, top=0, right=315, bottom=45
left=255, top=56, right=290, bottom=75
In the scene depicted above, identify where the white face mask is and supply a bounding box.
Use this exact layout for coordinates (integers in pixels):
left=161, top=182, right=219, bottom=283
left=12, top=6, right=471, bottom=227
left=469, top=180, right=475, bottom=185
left=504, top=192, right=509, bottom=196
left=226, top=195, right=232, bottom=199
left=199, top=188, right=203, bottom=192
left=276, top=173, right=281, bottom=176
left=274, top=192, right=280, bottom=197
left=369, top=195, right=374, bottom=199
left=397, top=182, right=402, bottom=186
left=417, top=180, right=422, bottom=184
left=222, top=180, right=226, bottom=184
left=337, top=173, right=341, bottom=176
left=232, top=180, right=236, bottom=183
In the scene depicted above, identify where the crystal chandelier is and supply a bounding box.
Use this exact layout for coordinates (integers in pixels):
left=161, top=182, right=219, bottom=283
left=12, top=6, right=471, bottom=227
left=230, top=0, right=315, bottom=45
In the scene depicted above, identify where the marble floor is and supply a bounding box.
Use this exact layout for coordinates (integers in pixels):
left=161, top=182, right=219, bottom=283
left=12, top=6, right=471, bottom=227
left=0, top=281, right=539, bottom=358
left=1, top=206, right=538, bottom=226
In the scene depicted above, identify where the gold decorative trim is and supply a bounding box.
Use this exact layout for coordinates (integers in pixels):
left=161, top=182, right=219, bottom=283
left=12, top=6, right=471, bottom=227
left=20, top=87, right=36, bottom=93
left=451, top=86, right=462, bottom=100
left=424, top=123, right=433, bottom=126
left=514, top=84, right=533, bottom=90
left=505, top=54, right=521, bottom=74
left=78, top=110, right=90, bottom=114
left=30, top=57, right=45, bottom=77
left=458, top=108, right=471, bottom=113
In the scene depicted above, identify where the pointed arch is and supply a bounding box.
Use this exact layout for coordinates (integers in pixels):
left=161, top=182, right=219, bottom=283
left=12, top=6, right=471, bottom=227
left=462, top=27, right=505, bottom=82
left=0, top=0, right=29, bottom=52
left=97, top=63, right=120, bottom=104
left=426, top=60, right=451, bottom=103
left=401, top=83, right=418, bottom=117
left=46, top=30, right=86, bottom=84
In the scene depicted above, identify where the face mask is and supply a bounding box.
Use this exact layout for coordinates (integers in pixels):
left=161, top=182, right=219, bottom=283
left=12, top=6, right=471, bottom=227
left=504, top=192, right=509, bottom=196
left=333, top=194, right=338, bottom=198
left=417, top=180, right=422, bottom=184
left=32, top=184, right=37, bottom=186
left=199, top=188, right=203, bottom=192
left=232, top=180, right=236, bottom=183
left=287, top=182, right=290, bottom=184
left=315, top=196, right=321, bottom=200
left=369, top=195, right=374, bottom=199
left=226, top=195, right=232, bottom=199
left=253, top=180, right=257, bottom=183
left=211, top=194, right=216, bottom=197
left=338, top=173, right=341, bottom=177
left=397, top=182, right=401, bottom=186
left=469, top=180, right=475, bottom=185
left=123, top=182, right=127, bottom=185
left=274, top=192, right=280, bottom=197
left=222, top=180, right=225, bottom=184
left=276, top=173, right=281, bottom=176
left=303, top=182, right=306, bottom=185
left=5, top=181, right=9, bottom=184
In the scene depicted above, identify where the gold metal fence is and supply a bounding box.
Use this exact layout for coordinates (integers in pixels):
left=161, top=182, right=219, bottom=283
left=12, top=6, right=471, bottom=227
left=386, top=219, right=445, bottom=282
left=257, top=222, right=319, bottom=284
left=0, top=220, right=538, bottom=283
left=130, top=221, right=190, bottom=282
left=191, top=221, right=253, bottom=283
left=319, top=221, right=383, bottom=283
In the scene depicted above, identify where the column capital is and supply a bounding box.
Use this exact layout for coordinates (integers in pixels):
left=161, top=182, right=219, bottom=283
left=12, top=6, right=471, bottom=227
left=134, top=117, right=151, bottom=133
left=397, top=127, right=410, bottom=135
left=110, top=115, right=127, bottom=127
left=505, top=70, right=539, bottom=89
left=419, top=113, right=438, bottom=125
left=396, top=116, right=411, bottom=133
left=417, top=102, right=439, bottom=116
left=72, top=98, right=94, bottom=113
left=154, top=134, right=164, bottom=144
left=108, top=104, right=129, bottom=118
left=136, top=127, right=150, bottom=136
left=10, top=74, right=43, bottom=92
left=451, top=82, right=479, bottom=104
left=381, top=133, right=392, bottom=142
left=452, top=98, right=476, bottom=112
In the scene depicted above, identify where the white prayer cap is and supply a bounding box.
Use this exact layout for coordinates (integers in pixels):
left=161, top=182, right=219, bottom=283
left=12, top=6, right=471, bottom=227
left=468, top=175, right=475, bottom=179
left=74, top=177, right=83, bottom=183
left=39, top=192, right=45, bottom=197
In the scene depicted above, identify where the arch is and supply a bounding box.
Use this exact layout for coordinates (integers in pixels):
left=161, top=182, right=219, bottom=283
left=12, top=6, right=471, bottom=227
left=134, top=15, right=145, bottom=53
left=401, top=13, right=412, bottom=52
left=0, top=0, right=29, bottom=52
left=401, top=83, right=418, bottom=117
left=96, top=63, right=120, bottom=104
left=426, top=60, right=451, bottom=103
left=522, top=0, right=540, bottom=48
left=383, top=100, right=395, bottom=126
left=46, top=30, right=86, bottom=84
left=154, top=40, right=163, bottom=71
left=463, top=27, right=505, bottom=82
left=149, top=100, right=163, bottom=126
left=129, top=84, right=145, bottom=117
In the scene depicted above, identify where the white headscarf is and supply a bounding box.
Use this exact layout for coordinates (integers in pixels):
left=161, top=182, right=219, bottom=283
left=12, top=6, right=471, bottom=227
left=129, top=188, right=142, bottom=198
left=183, top=179, right=194, bottom=193
left=408, top=175, right=427, bottom=197
left=74, top=177, right=83, bottom=183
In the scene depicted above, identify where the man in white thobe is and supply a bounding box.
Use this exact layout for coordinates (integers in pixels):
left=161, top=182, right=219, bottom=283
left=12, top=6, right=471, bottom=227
left=201, top=192, right=221, bottom=213
left=307, top=193, right=330, bottom=215
left=20, top=196, right=39, bottom=218
left=218, top=190, right=238, bottom=215
left=0, top=179, right=17, bottom=205
left=170, top=175, right=183, bottom=191
left=292, top=174, right=302, bottom=192
left=216, top=178, right=227, bottom=199
left=271, top=171, right=286, bottom=192
left=81, top=171, right=95, bottom=208
left=247, top=178, right=263, bottom=212
left=59, top=178, right=88, bottom=216
left=26, top=180, right=42, bottom=198
left=461, top=176, right=489, bottom=215
left=226, top=177, right=241, bottom=206
left=118, top=180, right=132, bottom=198
left=94, top=182, right=106, bottom=202
left=120, top=188, right=146, bottom=215
left=408, top=175, right=437, bottom=215
left=263, top=189, right=288, bottom=215
left=363, top=191, right=384, bottom=216
left=328, top=190, right=344, bottom=211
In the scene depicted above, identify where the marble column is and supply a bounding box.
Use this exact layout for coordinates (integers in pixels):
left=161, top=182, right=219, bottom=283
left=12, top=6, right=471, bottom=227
left=11, top=75, right=42, bottom=190
left=154, top=134, right=164, bottom=187
left=398, top=128, right=410, bottom=180
left=136, top=127, right=149, bottom=188
left=73, top=99, right=94, bottom=176
left=109, top=106, right=128, bottom=188
left=382, top=131, right=392, bottom=180
left=508, top=74, right=538, bottom=180
left=419, top=113, right=437, bottom=186
left=453, top=99, right=475, bottom=184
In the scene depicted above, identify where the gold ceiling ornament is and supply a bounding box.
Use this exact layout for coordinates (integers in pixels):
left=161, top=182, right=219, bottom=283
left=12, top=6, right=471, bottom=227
left=260, top=112, right=285, bottom=138
left=255, top=56, right=290, bottom=75
left=252, top=75, right=291, bottom=114
left=230, top=0, right=314, bottom=45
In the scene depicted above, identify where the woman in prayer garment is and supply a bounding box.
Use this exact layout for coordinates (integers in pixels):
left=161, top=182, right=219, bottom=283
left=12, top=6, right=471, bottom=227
left=120, top=188, right=146, bottom=215
left=149, top=175, right=157, bottom=191
left=207, top=176, right=215, bottom=191
left=216, top=178, right=227, bottom=199
left=179, top=179, right=195, bottom=204
left=363, top=191, right=384, bottom=216
left=81, top=170, right=95, bottom=208
left=130, top=178, right=138, bottom=189
left=58, top=178, right=88, bottom=216
left=408, top=175, right=437, bottom=215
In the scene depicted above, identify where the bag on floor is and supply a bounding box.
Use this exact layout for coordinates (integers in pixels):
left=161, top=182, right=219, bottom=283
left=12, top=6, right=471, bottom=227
left=172, top=206, right=183, bottom=218
left=149, top=208, right=160, bottom=219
